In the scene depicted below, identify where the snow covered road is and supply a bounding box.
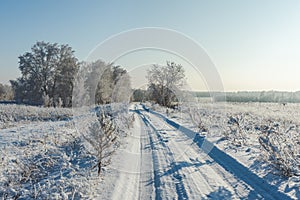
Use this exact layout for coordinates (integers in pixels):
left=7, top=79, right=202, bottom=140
left=0, top=104, right=294, bottom=199
left=136, top=107, right=249, bottom=199
left=100, top=104, right=292, bottom=199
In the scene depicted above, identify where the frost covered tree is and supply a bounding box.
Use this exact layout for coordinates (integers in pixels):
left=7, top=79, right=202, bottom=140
left=73, top=60, right=131, bottom=107
left=0, top=84, right=13, bottom=100
left=72, top=62, right=90, bottom=107
left=147, top=61, right=185, bottom=107
left=132, top=89, right=147, bottom=102
left=111, top=66, right=131, bottom=103
left=96, top=67, right=114, bottom=104
left=84, top=60, right=131, bottom=105
left=83, top=113, right=117, bottom=176
left=52, top=45, right=79, bottom=107
left=11, top=41, right=78, bottom=106
left=84, top=60, right=113, bottom=105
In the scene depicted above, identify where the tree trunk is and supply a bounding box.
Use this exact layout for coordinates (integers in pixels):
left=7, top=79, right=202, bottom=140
left=98, top=161, right=102, bottom=176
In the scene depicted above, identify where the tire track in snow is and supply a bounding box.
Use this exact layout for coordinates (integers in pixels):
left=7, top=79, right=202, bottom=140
left=151, top=113, right=254, bottom=199
left=138, top=118, right=155, bottom=200
left=137, top=109, right=189, bottom=199
left=145, top=105, right=291, bottom=200
left=110, top=114, right=142, bottom=200
left=148, top=112, right=232, bottom=199
left=139, top=112, right=162, bottom=199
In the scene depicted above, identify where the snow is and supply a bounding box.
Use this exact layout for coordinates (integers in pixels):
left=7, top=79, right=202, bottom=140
left=145, top=102, right=300, bottom=199
left=0, top=102, right=299, bottom=199
left=110, top=116, right=142, bottom=200
left=138, top=105, right=290, bottom=199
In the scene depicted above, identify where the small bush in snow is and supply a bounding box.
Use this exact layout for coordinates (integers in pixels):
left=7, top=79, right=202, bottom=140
left=258, top=120, right=300, bottom=177
left=188, top=108, right=208, bottom=135
left=224, top=115, right=248, bottom=147
left=0, top=104, right=72, bottom=127
left=83, top=113, right=118, bottom=176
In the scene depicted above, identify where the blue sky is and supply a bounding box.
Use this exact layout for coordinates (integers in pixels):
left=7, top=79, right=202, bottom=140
left=0, top=0, right=300, bottom=91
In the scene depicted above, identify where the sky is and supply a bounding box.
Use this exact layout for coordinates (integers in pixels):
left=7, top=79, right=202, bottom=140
left=0, top=0, right=300, bottom=91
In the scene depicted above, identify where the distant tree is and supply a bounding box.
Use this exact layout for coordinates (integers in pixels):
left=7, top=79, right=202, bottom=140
left=0, top=84, right=13, bottom=100
left=72, top=62, right=90, bottom=107
left=84, top=60, right=108, bottom=105
left=96, top=66, right=114, bottom=104
left=147, top=83, right=160, bottom=103
left=52, top=44, right=79, bottom=107
left=0, top=84, right=5, bottom=97
left=132, top=89, right=147, bottom=102
left=147, top=61, right=185, bottom=107
left=84, top=60, right=131, bottom=105
left=112, top=66, right=127, bottom=85
left=11, top=41, right=78, bottom=106
left=111, top=66, right=131, bottom=103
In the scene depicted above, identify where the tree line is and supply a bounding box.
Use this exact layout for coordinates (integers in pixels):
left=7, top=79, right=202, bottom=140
left=5, top=41, right=300, bottom=106
left=196, top=91, right=300, bottom=103
left=6, top=41, right=186, bottom=108
left=73, top=60, right=131, bottom=106
left=9, top=41, right=131, bottom=107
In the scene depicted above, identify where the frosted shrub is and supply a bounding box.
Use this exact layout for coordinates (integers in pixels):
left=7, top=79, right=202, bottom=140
left=0, top=104, right=72, bottom=126
left=83, top=113, right=118, bottom=176
left=95, top=103, right=134, bottom=136
left=0, top=145, right=86, bottom=199
left=0, top=124, right=94, bottom=199
left=0, top=103, right=133, bottom=198
left=224, top=114, right=248, bottom=147
left=258, top=120, right=300, bottom=177
left=115, top=113, right=135, bottom=133
left=188, top=107, right=208, bottom=135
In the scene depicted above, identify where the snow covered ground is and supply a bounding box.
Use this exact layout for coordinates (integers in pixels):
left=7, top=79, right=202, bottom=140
left=143, top=102, right=300, bottom=199
left=0, top=103, right=299, bottom=199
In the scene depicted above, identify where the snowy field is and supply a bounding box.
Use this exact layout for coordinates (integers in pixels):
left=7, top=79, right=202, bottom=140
left=0, top=102, right=299, bottom=199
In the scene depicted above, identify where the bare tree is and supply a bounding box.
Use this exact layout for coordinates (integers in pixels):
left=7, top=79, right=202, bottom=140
left=147, top=61, right=185, bottom=107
